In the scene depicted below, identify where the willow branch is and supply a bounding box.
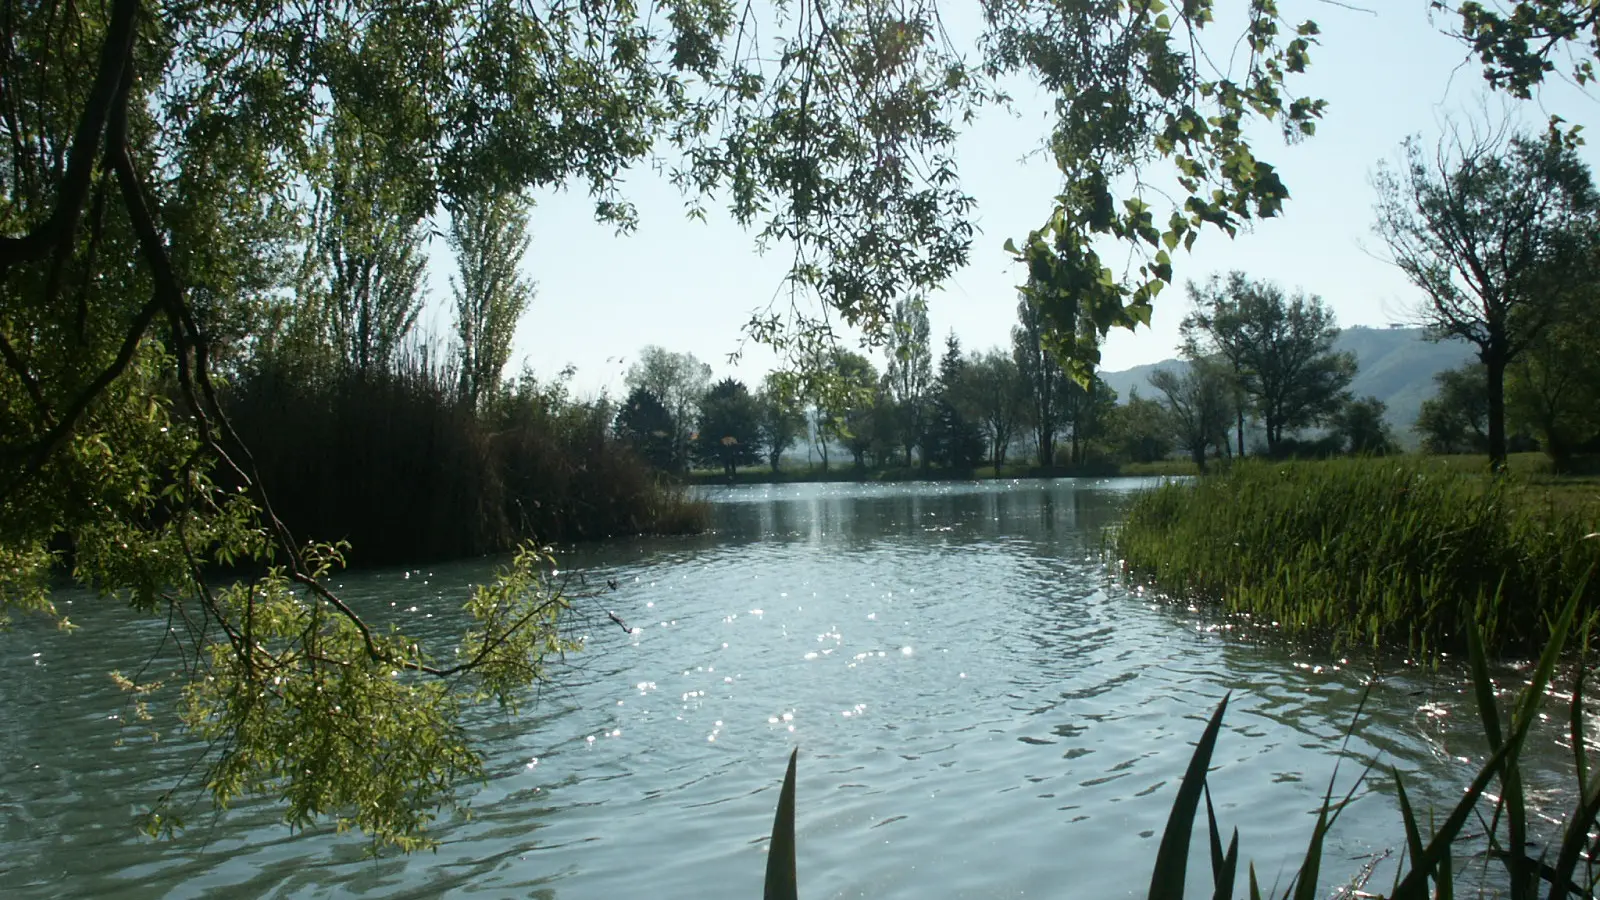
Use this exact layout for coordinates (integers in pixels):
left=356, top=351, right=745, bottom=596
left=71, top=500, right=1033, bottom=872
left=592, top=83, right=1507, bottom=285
left=0, top=0, right=137, bottom=271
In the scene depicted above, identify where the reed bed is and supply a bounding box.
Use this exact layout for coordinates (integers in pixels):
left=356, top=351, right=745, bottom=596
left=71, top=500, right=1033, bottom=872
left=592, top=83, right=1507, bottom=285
left=222, top=355, right=707, bottom=566
left=1114, top=458, right=1600, bottom=655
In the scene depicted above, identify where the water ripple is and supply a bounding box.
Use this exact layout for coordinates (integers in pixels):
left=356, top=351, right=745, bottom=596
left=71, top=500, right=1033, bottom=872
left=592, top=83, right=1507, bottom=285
left=0, top=478, right=1581, bottom=898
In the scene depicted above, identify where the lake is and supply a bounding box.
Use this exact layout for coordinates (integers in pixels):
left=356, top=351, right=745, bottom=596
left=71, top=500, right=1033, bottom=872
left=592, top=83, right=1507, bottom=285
left=0, top=478, right=1578, bottom=897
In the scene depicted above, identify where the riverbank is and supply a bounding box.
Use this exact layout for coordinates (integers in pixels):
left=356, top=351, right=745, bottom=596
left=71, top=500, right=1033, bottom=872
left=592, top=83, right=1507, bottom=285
left=1114, top=457, right=1600, bottom=655
left=684, top=458, right=1199, bottom=485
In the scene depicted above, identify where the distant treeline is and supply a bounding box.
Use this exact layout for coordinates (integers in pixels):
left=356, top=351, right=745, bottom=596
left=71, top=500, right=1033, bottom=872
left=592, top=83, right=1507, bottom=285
left=634, top=244, right=1600, bottom=480
left=618, top=286, right=1411, bottom=480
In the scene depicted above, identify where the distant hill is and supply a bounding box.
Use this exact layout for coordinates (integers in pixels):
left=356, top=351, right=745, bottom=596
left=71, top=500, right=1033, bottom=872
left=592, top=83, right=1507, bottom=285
left=1100, top=326, right=1474, bottom=446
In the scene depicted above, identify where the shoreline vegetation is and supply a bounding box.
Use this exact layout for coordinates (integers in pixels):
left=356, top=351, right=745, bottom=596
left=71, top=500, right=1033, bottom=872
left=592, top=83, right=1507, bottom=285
left=224, top=355, right=710, bottom=567
left=682, top=458, right=1198, bottom=485
left=1114, top=455, right=1600, bottom=657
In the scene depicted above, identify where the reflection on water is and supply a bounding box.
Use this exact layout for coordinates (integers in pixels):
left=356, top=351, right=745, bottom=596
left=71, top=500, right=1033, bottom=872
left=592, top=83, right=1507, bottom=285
left=0, top=477, right=1575, bottom=898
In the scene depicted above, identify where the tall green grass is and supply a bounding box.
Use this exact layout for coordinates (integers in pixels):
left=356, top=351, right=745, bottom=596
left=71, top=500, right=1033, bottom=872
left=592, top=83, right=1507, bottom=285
left=1115, top=458, right=1600, bottom=655
left=223, top=353, right=707, bottom=565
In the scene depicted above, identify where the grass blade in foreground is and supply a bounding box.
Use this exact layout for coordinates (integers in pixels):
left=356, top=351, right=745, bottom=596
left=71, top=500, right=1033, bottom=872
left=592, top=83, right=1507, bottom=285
left=1468, top=586, right=1537, bottom=900
left=1551, top=624, right=1600, bottom=900
left=1392, top=580, right=1585, bottom=900
left=1204, top=786, right=1240, bottom=900
left=764, top=749, right=799, bottom=900
left=1148, top=693, right=1230, bottom=900
left=1290, top=683, right=1374, bottom=900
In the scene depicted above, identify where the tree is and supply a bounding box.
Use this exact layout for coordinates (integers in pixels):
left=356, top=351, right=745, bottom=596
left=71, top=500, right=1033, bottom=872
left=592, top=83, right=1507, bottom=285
left=821, top=350, right=880, bottom=466
left=1444, top=1, right=1600, bottom=99
left=965, top=349, right=1027, bottom=474
left=317, top=124, right=429, bottom=377
left=1331, top=396, right=1397, bottom=456
left=1059, top=375, right=1118, bottom=466
left=0, top=0, right=1330, bottom=849
left=450, top=191, right=535, bottom=408
left=802, top=348, right=878, bottom=472
left=884, top=298, right=933, bottom=467
left=1181, top=272, right=1356, bottom=457
left=1506, top=276, right=1600, bottom=468
left=755, top=374, right=806, bottom=474
left=695, top=378, right=762, bottom=476
left=1013, top=293, right=1069, bottom=467
left=842, top=384, right=897, bottom=471
left=1107, top=390, right=1174, bottom=464
left=1181, top=271, right=1254, bottom=456
left=1373, top=124, right=1599, bottom=469
left=925, top=334, right=985, bottom=470
left=1415, top=364, right=1493, bottom=455
left=615, top=387, right=679, bottom=471
left=1150, top=358, right=1235, bottom=472
left=625, top=347, right=712, bottom=473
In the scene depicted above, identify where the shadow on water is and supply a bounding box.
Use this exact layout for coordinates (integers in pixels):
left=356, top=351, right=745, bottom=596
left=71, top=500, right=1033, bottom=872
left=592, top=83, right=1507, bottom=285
left=0, top=476, right=1572, bottom=899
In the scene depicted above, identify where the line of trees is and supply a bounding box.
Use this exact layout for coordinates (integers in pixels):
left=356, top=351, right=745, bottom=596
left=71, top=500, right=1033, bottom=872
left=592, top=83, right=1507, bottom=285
left=620, top=274, right=1407, bottom=478
left=615, top=295, right=1137, bottom=477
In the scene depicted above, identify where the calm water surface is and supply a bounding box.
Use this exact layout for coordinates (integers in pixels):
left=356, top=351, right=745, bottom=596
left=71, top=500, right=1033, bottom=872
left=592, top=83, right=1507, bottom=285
left=0, top=479, right=1580, bottom=897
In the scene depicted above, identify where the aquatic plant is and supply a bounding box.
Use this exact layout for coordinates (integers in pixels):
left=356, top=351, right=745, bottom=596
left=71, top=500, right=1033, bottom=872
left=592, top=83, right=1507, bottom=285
left=1114, top=458, right=1600, bottom=654
left=224, top=352, right=709, bottom=565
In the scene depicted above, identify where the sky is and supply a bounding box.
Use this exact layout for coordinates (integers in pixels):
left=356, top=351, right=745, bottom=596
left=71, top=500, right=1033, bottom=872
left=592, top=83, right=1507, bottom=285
left=415, top=0, right=1600, bottom=399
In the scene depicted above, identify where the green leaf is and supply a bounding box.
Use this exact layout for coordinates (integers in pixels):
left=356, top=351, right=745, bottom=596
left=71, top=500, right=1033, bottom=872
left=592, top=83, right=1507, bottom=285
left=1147, top=693, right=1229, bottom=900
left=1393, top=577, right=1586, bottom=898
left=764, top=749, right=799, bottom=900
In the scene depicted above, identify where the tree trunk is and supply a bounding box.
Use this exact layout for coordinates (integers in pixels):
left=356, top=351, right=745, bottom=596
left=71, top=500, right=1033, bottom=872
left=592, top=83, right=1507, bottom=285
left=1038, top=427, right=1054, bottom=468
left=1486, top=353, right=1508, bottom=473
left=1236, top=409, right=1245, bottom=458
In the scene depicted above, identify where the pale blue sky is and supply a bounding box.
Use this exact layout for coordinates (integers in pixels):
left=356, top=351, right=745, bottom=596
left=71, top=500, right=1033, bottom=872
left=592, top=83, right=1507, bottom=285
left=417, top=0, right=1600, bottom=398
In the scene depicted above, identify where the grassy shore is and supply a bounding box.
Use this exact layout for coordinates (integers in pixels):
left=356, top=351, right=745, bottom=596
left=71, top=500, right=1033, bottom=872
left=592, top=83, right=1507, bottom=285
left=1114, top=456, right=1600, bottom=656
left=684, top=458, right=1199, bottom=485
